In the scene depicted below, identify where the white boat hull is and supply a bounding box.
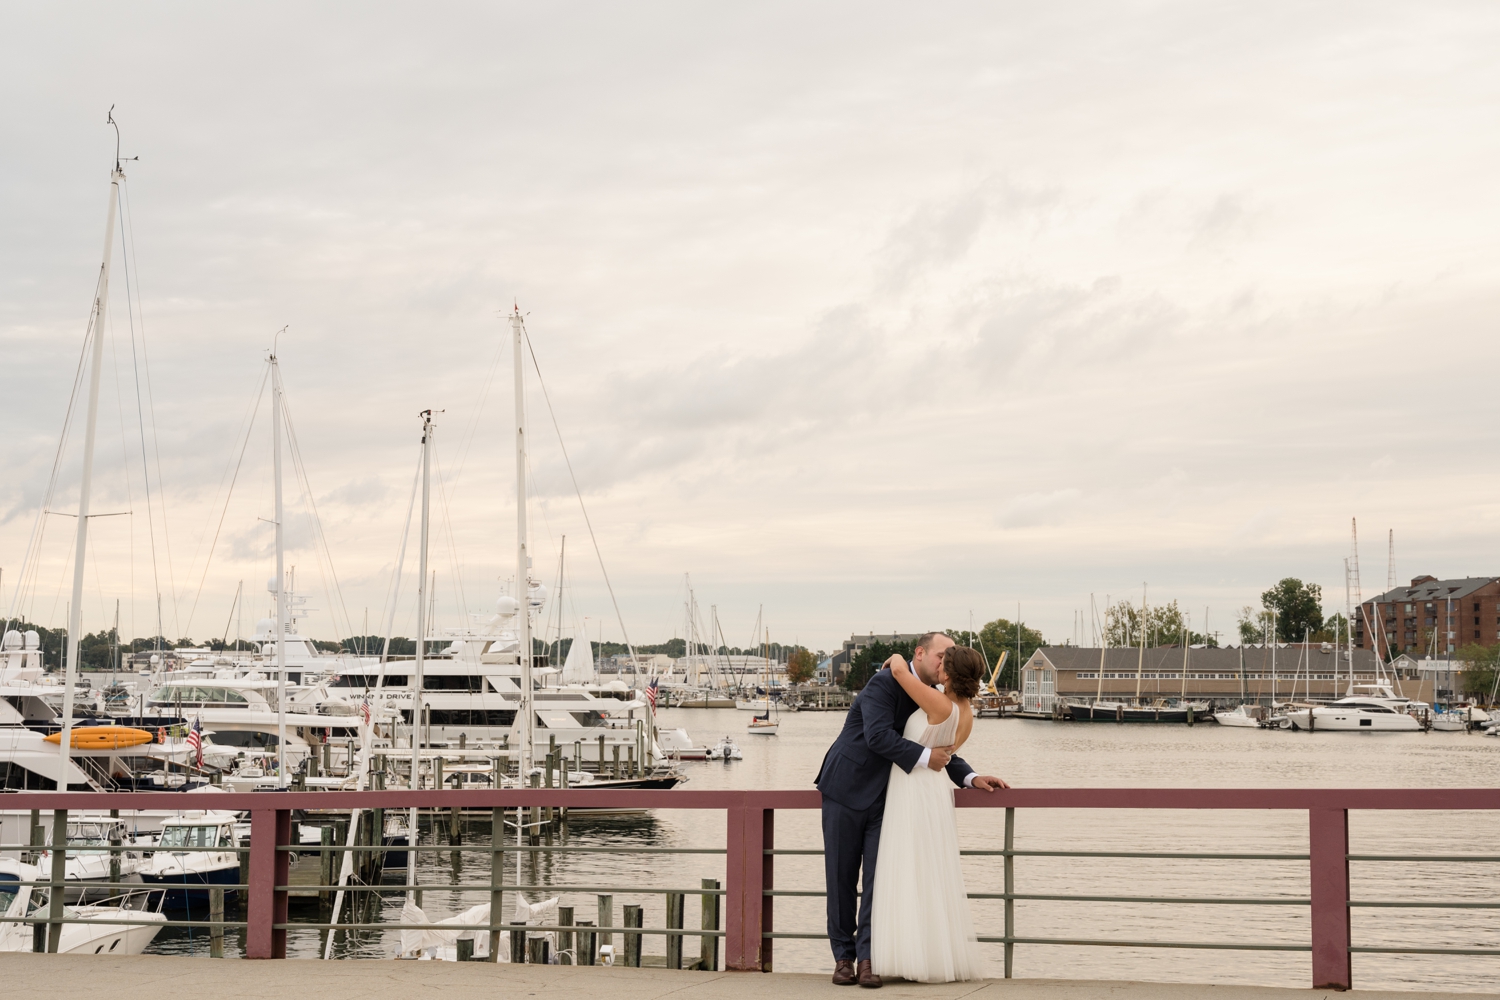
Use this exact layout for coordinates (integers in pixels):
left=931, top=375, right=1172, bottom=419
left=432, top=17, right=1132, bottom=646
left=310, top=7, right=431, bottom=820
left=1285, top=708, right=1421, bottom=732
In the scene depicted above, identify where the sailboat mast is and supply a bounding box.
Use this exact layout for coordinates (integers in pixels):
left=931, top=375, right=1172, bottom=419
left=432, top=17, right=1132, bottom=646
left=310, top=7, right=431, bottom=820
left=1133, top=586, right=1147, bottom=704
left=59, top=162, right=123, bottom=776
left=409, top=409, right=432, bottom=891
left=512, top=307, right=534, bottom=773
left=270, top=350, right=290, bottom=785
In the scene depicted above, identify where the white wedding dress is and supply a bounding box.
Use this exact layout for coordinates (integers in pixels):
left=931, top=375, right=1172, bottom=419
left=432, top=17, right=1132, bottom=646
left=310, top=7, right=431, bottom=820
left=869, top=700, right=985, bottom=982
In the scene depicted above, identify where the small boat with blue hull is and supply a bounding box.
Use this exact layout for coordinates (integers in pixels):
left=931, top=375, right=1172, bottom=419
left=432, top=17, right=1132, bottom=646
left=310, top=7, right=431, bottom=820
left=140, top=810, right=241, bottom=910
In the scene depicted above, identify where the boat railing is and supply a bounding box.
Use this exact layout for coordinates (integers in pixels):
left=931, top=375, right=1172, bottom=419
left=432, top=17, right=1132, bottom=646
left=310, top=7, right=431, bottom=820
left=6, top=787, right=1500, bottom=988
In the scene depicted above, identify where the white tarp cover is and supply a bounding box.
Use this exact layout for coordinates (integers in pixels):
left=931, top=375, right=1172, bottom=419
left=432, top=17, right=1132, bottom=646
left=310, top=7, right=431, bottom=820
left=399, top=894, right=559, bottom=960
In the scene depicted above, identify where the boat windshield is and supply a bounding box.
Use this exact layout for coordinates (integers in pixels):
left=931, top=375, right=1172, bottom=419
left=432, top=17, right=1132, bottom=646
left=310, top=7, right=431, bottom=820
left=160, top=825, right=218, bottom=848
left=0, top=874, right=21, bottom=913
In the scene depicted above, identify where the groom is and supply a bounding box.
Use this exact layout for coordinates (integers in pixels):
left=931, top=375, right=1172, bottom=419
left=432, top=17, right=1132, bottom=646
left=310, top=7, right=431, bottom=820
left=815, top=632, right=1006, bottom=987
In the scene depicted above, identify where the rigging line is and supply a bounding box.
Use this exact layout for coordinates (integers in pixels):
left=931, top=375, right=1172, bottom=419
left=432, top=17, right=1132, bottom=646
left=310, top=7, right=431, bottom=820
left=449, top=331, right=507, bottom=493
left=181, top=362, right=270, bottom=626
left=378, top=446, right=423, bottom=661
left=182, top=367, right=270, bottom=635
left=121, top=178, right=180, bottom=637
left=279, top=390, right=353, bottom=643
left=118, top=180, right=165, bottom=643
left=106, top=277, right=139, bottom=651
left=5, top=270, right=102, bottom=631
left=430, top=443, right=468, bottom=628
left=522, top=327, right=640, bottom=667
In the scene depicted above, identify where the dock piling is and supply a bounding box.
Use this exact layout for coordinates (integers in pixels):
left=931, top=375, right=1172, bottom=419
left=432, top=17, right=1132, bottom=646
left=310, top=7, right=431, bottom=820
left=622, top=904, right=642, bottom=967
left=210, top=887, right=225, bottom=958
left=597, top=893, right=613, bottom=954
left=666, top=892, right=684, bottom=969
left=557, top=905, right=574, bottom=965
left=700, top=878, right=720, bottom=971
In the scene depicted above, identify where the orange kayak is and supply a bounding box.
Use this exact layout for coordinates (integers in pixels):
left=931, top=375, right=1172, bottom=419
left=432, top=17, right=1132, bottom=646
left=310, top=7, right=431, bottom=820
left=44, top=726, right=155, bottom=750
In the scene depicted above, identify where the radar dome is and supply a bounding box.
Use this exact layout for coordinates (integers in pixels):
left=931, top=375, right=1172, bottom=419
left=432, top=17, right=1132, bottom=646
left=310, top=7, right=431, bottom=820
left=2, top=630, right=20, bottom=650
left=528, top=583, right=548, bottom=609
left=495, top=596, right=520, bottom=616
left=23, top=630, right=39, bottom=649
left=266, top=576, right=280, bottom=594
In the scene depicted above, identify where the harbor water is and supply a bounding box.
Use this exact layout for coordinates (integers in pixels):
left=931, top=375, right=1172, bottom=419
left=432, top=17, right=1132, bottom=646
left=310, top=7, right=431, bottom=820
left=149, top=707, right=1500, bottom=992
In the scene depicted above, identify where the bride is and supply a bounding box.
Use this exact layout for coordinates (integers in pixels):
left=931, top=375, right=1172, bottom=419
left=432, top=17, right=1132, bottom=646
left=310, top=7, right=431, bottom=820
left=869, top=646, right=987, bottom=983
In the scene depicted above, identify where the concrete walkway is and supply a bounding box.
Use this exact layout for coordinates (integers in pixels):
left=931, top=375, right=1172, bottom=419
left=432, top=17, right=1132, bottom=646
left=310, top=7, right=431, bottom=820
left=0, top=954, right=1487, bottom=1000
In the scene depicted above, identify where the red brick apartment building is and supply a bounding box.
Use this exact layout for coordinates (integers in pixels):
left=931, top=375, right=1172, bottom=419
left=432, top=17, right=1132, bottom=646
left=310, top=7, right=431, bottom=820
left=1354, top=576, right=1500, bottom=659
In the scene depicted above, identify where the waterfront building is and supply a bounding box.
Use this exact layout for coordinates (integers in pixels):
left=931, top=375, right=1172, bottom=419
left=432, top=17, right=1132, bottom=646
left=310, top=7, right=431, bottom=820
left=827, top=633, right=926, bottom=684
left=1354, top=576, right=1500, bottom=658
left=1018, top=645, right=1423, bottom=715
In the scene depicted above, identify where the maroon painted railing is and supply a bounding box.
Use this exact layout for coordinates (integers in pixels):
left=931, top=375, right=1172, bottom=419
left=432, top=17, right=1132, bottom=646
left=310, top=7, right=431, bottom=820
left=16, top=786, right=1500, bottom=990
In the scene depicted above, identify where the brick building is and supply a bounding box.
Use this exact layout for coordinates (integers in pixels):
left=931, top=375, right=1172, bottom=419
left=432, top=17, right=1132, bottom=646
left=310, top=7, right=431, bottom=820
left=1354, top=576, right=1500, bottom=659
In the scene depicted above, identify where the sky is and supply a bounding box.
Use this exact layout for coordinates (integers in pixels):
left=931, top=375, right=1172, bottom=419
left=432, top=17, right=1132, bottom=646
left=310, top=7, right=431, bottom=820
left=3, top=3, right=1500, bottom=653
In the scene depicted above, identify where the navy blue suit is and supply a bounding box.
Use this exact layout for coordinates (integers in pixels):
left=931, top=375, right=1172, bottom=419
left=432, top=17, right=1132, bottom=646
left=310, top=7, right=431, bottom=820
left=815, top=668, right=973, bottom=962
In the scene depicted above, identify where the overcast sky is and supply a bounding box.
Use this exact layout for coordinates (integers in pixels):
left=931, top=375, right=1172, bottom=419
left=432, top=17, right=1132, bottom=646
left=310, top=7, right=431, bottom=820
left=4, top=4, right=1500, bottom=652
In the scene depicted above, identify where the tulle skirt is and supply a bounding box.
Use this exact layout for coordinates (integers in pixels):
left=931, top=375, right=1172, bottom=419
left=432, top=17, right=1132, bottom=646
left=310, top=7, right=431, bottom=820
left=869, top=763, right=985, bottom=982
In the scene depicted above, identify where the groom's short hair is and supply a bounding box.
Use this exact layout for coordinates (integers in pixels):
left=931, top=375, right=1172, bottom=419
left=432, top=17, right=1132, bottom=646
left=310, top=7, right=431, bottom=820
left=914, top=631, right=950, bottom=652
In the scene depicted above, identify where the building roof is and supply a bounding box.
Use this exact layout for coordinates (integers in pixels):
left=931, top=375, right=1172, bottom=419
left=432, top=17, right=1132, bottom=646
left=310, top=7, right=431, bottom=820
left=1365, top=576, right=1500, bottom=605
left=1028, top=645, right=1384, bottom=673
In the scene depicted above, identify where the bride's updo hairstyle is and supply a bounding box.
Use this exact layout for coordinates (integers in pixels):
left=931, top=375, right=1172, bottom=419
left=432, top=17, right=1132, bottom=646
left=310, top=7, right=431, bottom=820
left=943, top=646, right=984, bottom=700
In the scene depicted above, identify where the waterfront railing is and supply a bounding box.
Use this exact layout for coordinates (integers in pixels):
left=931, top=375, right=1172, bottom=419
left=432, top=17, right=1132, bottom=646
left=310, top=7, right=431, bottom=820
left=7, top=787, right=1500, bottom=990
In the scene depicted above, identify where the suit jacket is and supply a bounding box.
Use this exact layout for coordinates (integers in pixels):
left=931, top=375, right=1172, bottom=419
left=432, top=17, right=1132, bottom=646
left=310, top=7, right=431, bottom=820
left=815, top=667, right=973, bottom=811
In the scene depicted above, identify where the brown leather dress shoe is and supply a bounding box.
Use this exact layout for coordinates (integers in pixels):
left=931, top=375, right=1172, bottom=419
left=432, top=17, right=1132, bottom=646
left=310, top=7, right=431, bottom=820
left=857, top=959, right=882, bottom=988
left=832, top=960, right=857, bottom=985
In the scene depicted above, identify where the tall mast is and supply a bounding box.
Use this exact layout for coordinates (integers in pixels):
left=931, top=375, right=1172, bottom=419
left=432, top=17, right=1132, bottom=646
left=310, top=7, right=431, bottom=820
left=271, top=346, right=288, bottom=785
left=512, top=307, right=533, bottom=773
left=408, top=409, right=432, bottom=893
left=1133, top=586, right=1147, bottom=704
left=60, top=154, right=124, bottom=778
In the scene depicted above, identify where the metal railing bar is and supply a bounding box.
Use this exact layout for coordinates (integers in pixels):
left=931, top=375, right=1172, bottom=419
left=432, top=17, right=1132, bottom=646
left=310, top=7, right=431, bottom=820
left=968, top=893, right=1309, bottom=906
left=1348, top=854, right=1500, bottom=862
left=1352, top=946, right=1500, bottom=956
left=1350, top=901, right=1500, bottom=909
left=0, top=844, right=250, bottom=853
left=961, top=850, right=1311, bottom=860
left=275, top=883, right=725, bottom=895
left=271, top=844, right=725, bottom=855
left=977, top=936, right=1311, bottom=952
left=7, top=879, right=248, bottom=890
left=0, top=916, right=248, bottom=928
left=274, top=922, right=723, bottom=936
left=767, top=849, right=1311, bottom=860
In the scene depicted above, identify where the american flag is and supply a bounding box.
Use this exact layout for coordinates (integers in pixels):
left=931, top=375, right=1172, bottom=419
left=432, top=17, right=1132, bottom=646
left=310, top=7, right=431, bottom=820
left=186, top=717, right=203, bottom=769
left=360, top=696, right=371, bottom=726
left=646, top=678, right=658, bottom=713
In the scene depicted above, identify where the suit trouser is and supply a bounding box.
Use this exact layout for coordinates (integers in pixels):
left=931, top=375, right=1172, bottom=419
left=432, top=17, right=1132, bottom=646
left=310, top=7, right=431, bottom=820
left=822, top=795, right=883, bottom=963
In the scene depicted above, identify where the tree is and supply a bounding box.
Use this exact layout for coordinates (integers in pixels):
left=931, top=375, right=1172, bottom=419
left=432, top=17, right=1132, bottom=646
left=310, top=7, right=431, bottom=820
left=1456, top=643, right=1500, bottom=703
left=843, top=639, right=915, bottom=691
left=1311, top=613, right=1351, bottom=645
left=1259, top=579, right=1324, bottom=642
left=1238, top=606, right=1275, bottom=644
left=1104, top=600, right=1207, bottom=647
left=975, top=619, right=1045, bottom=690
left=786, top=648, right=818, bottom=684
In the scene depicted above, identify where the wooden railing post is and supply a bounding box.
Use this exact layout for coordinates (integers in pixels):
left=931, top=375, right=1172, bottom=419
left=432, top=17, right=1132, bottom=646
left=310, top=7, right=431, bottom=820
left=723, top=797, right=766, bottom=971
left=246, top=807, right=291, bottom=958
left=1309, top=807, right=1351, bottom=991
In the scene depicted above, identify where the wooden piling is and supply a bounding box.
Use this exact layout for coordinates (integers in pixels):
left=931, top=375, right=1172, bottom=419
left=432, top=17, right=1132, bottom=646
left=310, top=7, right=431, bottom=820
left=622, top=904, right=642, bottom=967
left=557, top=905, right=574, bottom=965
left=210, top=887, right=225, bottom=958
left=666, top=892, right=684, bottom=969
left=597, top=893, right=613, bottom=953
left=700, top=878, right=720, bottom=971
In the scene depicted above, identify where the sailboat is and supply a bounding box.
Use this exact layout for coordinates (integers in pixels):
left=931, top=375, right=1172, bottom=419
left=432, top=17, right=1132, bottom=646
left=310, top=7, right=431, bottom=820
left=747, top=629, right=778, bottom=734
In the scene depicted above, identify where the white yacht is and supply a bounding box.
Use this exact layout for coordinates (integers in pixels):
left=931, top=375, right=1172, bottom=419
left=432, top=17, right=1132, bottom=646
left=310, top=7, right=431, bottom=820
left=1282, top=685, right=1422, bottom=732
left=36, top=816, right=149, bottom=903
left=0, top=858, right=164, bottom=955
left=1212, top=704, right=1264, bottom=728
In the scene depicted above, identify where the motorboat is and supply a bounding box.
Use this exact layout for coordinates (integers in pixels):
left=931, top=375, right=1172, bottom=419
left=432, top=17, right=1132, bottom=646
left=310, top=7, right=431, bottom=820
left=1212, top=704, right=1264, bottom=728
left=140, top=811, right=241, bottom=910
left=36, top=816, right=148, bottom=903
left=0, top=858, right=165, bottom=954
left=705, top=735, right=742, bottom=760
left=657, top=727, right=708, bottom=761
left=1282, top=686, right=1422, bottom=732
